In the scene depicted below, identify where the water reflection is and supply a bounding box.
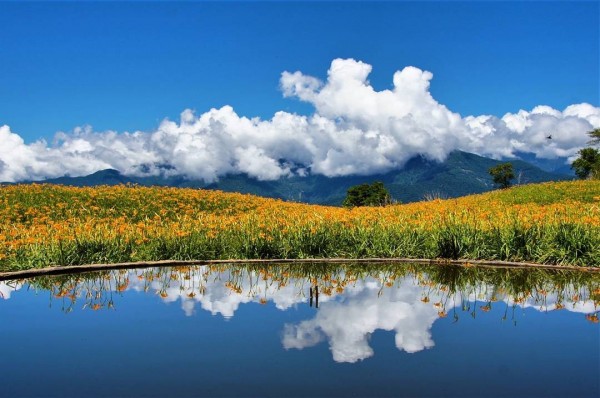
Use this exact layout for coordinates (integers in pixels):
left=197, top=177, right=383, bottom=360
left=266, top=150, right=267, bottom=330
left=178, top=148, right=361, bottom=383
left=283, top=278, right=439, bottom=362
left=1, top=263, right=598, bottom=363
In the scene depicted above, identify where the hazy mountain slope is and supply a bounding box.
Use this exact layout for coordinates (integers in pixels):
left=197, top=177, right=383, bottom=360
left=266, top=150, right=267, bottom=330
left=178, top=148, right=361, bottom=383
left=26, top=151, right=570, bottom=205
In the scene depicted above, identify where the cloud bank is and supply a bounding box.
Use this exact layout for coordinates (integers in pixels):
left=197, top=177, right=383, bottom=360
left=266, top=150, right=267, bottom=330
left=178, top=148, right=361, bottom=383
left=1, top=58, right=599, bottom=182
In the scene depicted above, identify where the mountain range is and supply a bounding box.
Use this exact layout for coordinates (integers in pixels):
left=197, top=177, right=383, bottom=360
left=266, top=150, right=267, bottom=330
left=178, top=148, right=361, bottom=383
left=18, top=151, right=571, bottom=205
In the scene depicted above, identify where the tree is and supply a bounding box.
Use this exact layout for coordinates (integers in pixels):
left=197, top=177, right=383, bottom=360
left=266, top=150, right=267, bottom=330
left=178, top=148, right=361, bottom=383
left=488, top=163, right=515, bottom=189
left=571, top=147, right=600, bottom=179
left=588, top=128, right=600, bottom=147
left=343, top=181, right=391, bottom=207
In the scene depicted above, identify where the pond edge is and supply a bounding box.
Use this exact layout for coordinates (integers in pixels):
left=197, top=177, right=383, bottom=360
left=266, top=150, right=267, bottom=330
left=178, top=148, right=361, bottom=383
left=1, top=258, right=598, bottom=281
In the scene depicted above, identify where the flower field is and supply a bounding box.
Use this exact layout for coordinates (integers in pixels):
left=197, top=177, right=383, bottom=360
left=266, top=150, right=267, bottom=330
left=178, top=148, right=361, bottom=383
left=0, top=180, right=599, bottom=272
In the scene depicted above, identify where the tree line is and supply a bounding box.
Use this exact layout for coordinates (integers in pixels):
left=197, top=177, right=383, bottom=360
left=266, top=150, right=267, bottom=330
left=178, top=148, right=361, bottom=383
left=343, top=128, right=600, bottom=206
left=571, top=128, right=600, bottom=180
left=488, top=128, right=600, bottom=190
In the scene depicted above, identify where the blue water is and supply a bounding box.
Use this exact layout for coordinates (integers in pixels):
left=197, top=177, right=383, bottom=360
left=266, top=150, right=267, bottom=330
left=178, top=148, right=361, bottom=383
left=0, top=264, right=598, bottom=397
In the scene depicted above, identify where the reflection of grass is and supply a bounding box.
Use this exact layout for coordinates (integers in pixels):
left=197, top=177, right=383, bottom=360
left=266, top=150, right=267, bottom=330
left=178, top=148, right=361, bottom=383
left=22, top=262, right=600, bottom=323
left=1, top=180, right=599, bottom=271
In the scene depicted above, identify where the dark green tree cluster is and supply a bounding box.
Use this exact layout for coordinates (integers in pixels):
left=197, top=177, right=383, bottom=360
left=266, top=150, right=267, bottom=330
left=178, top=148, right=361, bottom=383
left=488, top=162, right=515, bottom=189
left=572, top=128, right=600, bottom=180
left=343, top=181, right=391, bottom=207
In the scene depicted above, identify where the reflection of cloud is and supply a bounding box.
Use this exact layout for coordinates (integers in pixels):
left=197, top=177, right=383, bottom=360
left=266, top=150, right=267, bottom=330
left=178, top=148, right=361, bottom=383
left=0, top=281, right=22, bottom=300
left=282, top=281, right=599, bottom=363
left=2, top=266, right=597, bottom=364
left=126, top=267, right=312, bottom=318
left=509, top=295, right=598, bottom=314
left=282, top=279, right=439, bottom=363
left=462, top=288, right=598, bottom=314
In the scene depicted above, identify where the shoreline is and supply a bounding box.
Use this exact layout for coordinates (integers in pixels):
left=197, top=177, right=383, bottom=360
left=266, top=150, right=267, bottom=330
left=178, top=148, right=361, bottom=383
left=1, top=257, right=598, bottom=281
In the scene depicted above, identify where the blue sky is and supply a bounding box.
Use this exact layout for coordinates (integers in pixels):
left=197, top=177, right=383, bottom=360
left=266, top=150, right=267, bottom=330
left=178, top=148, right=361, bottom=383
left=0, top=1, right=598, bottom=182
left=1, top=1, right=597, bottom=143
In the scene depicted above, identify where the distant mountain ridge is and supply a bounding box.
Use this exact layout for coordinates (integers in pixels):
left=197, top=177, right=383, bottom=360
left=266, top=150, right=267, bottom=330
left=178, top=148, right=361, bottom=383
left=16, top=151, right=571, bottom=205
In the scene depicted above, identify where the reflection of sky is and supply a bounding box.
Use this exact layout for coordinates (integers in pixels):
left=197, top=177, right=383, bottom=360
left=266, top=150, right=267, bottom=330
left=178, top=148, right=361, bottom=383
left=282, top=282, right=599, bottom=362
left=1, top=267, right=599, bottom=397
left=137, top=270, right=323, bottom=317
left=1, top=266, right=598, bottom=365
left=0, top=281, right=22, bottom=300
left=283, top=279, right=439, bottom=362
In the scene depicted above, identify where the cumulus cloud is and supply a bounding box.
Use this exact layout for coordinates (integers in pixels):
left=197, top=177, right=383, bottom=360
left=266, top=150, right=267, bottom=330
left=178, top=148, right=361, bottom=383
left=1, top=58, right=598, bottom=182
left=466, top=104, right=598, bottom=161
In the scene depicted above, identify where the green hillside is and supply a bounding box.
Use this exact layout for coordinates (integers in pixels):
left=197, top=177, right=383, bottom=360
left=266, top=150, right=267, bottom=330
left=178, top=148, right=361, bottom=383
left=25, top=151, right=569, bottom=205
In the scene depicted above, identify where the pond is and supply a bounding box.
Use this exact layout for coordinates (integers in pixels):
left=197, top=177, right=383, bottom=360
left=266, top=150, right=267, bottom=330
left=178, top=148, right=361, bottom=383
left=1, top=262, right=598, bottom=398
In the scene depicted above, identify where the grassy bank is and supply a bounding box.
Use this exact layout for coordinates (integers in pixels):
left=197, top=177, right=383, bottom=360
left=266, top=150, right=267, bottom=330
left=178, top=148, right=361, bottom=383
left=0, top=180, right=599, bottom=271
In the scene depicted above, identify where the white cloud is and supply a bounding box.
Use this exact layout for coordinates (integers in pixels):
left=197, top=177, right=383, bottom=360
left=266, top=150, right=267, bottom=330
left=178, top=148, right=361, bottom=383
left=1, top=59, right=598, bottom=182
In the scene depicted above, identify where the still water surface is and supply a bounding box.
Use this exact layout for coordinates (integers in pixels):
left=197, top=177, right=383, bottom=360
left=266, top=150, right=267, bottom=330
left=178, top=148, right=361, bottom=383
left=1, top=262, right=598, bottom=397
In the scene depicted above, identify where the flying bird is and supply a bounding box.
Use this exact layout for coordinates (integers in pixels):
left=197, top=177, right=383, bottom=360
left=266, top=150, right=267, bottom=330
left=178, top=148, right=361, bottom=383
left=546, top=135, right=552, bottom=140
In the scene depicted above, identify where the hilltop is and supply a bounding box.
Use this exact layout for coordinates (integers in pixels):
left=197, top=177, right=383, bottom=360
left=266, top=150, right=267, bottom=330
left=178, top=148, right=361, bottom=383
left=17, top=151, right=570, bottom=205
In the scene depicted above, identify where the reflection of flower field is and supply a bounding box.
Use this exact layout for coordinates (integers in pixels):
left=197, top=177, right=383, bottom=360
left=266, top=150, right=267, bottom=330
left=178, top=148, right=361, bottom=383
left=0, top=180, right=599, bottom=271
left=4, top=262, right=598, bottom=318
left=2, top=262, right=598, bottom=361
